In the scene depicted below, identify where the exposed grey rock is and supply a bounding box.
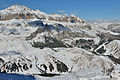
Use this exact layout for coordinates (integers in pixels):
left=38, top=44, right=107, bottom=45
left=31, top=36, right=69, bottom=49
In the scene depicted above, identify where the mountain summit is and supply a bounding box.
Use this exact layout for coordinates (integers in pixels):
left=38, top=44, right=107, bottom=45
left=0, top=4, right=46, bottom=20
left=0, top=4, right=85, bottom=23
left=0, top=4, right=31, bottom=13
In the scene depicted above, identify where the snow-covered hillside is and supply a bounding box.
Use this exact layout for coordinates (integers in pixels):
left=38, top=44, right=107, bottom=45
left=0, top=4, right=120, bottom=80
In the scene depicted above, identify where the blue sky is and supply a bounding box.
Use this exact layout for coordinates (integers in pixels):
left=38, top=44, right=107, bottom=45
left=0, top=0, right=120, bottom=19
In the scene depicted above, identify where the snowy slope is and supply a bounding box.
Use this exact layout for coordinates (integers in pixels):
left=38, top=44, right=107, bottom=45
left=0, top=4, right=120, bottom=80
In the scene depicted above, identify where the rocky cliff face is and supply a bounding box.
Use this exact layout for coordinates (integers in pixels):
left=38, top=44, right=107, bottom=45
left=48, top=13, right=85, bottom=23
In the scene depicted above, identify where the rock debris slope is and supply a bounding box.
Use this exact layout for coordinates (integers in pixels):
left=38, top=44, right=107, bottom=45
left=0, top=4, right=120, bottom=80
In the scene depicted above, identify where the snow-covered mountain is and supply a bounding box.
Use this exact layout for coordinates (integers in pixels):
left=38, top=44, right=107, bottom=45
left=0, top=4, right=120, bottom=80
left=0, top=4, right=85, bottom=23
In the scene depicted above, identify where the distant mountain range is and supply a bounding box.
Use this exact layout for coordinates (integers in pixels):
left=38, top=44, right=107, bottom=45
left=87, top=18, right=120, bottom=23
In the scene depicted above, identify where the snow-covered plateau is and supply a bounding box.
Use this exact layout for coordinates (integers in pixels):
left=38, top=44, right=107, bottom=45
left=0, top=4, right=120, bottom=80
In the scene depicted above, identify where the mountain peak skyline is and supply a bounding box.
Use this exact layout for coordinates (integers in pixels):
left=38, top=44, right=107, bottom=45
left=0, top=0, right=120, bottom=19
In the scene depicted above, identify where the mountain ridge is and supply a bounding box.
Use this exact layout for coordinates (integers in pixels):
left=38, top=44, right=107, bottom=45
left=0, top=4, right=85, bottom=23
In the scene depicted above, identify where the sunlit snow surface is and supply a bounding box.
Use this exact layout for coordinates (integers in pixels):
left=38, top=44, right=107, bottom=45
left=0, top=5, right=120, bottom=80
left=0, top=19, right=119, bottom=80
